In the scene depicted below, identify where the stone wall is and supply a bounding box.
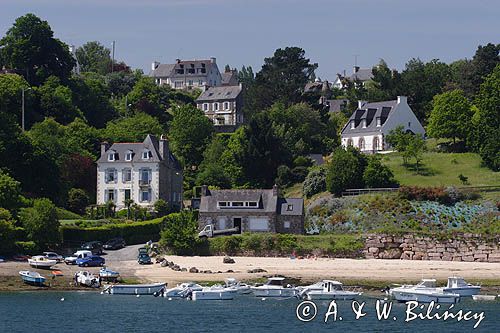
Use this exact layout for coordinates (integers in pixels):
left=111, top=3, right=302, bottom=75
left=364, top=234, right=500, bottom=263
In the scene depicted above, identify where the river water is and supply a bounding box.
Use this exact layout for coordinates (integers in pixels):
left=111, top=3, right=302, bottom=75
left=0, top=291, right=499, bottom=332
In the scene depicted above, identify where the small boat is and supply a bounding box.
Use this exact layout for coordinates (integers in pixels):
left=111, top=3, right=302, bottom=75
left=103, top=282, right=166, bottom=295
left=389, top=279, right=460, bottom=304
left=19, top=271, right=46, bottom=286
left=99, top=267, right=120, bottom=282
left=298, top=280, right=361, bottom=300
left=162, top=282, right=203, bottom=298
left=189, top=286, right=234, bottom=300
left=251, top=277, right=298, bottom=297
left=28, top=255, right=57, bottom=269
left=74, top=271, right=100, bottom=288
left=441, top=277, right=481, bottom=296
left=472, top=295, right=496, bottom=301
left=224, top=278, right=251, bottom=294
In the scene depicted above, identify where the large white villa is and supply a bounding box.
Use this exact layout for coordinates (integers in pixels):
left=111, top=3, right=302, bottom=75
left=96, top=135, right=183, bottom=210
left=340, top=96, right=425, bottom=153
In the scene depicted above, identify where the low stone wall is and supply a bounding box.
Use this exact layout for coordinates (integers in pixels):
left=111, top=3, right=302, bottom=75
left=364, top=234, right=500, bottom=263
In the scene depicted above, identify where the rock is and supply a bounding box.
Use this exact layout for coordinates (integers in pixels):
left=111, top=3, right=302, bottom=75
left=181, top=268, right=187, bottom=272
left=160, top=261, right=168, bottom=267
left=223, top=256, right=235, bottom=264
left=189, top=267, right=199, bottom=273
left=247, top=268, right=267, bottom=273
left=226, top=270, right=234, bottom=273
left=203, top=270, right=212, bottom=274
left=155, top=256, right=165, bottom=263
left=172, top=265, right=181, bottom=271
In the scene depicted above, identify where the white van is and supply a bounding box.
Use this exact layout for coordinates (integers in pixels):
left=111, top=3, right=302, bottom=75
left=64, top=250, right=92, bottom=265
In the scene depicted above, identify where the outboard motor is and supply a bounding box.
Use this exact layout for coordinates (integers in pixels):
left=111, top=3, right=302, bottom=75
left=153, top=287, right=165, bottom=297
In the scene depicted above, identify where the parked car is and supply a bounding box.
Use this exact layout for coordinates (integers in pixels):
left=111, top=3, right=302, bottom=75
left=81, top=241, right=103, bottom=255
left=12, top=254, right=30, bottom=262
left=137, top=253, right=151, bottom=265
left=76, top=255, right=105, bottom=267
left=43, top=252, right=64, bottom=262
left=65, top=250, right=93, bottom=265
left=103, top=238, right=126, bottom=250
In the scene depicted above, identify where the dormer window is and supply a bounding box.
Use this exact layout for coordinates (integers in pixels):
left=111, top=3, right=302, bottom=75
left=376, top=118, right=381, bottom=127
left=125, top=151, right=133, bottom=161
left=203, top=103, right=208, bottom=111
left=108, top=151, right=116, bottom=161
left=287, top=204, right=294, bottom=211
left=223, top=102, right=230, bottom=110
left=350, top=121, right=355, bottom=129
left=142, top=150, right=151, bottom=160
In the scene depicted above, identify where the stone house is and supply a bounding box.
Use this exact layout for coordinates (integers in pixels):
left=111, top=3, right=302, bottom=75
left=96, top=135, right=183, bottom=211
left=340, top=96, right=425, bottom=153
left=221, top=68, right=239, bottom=86
left=195, top=84, right=244, bottom=131
left=198, top=185, right=304, bottom=234
left=333, top=66, right=374, bottom=89
left=150, top=58, right=222, bottom=89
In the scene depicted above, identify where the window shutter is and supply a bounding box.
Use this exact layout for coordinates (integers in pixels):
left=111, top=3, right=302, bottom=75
left=114, top=169, right=118, bottom=183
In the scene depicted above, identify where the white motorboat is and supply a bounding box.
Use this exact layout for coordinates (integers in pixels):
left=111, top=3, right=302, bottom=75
left=99, top=267, right=120, bottom=282
left=103, top=282, right=166, bottom=295
left=162, top=282, right=203, bottom=298
left=298, top=280, right=361, bottom=300
left=389, top=279, right=460, bottom=304
left=190, top=286, right=234, bottom=300
left=441, top=277, right=481, bottom=296
left=472, top=295, right=496, bottom=301
left=251, top=277, right=298, bottom=297
left=224, top=278, right=252, bottom=294
left=75, top=271, right=100, bottom=288
left=28, top=255, right=57, bottom=269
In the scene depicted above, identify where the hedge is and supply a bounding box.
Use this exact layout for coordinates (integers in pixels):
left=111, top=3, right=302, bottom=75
left=60, top=218, right=165, bottom=245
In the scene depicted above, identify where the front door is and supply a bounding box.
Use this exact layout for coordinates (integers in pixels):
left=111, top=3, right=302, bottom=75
left=233, top=217, right=242, bottom=233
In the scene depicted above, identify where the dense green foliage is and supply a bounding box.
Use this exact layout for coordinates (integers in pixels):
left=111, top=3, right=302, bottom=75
left=159, top=211, right=199, bottom=255
left=19, top=198, right=59, bottom=247
left=326, top=147, right=366, bottom=195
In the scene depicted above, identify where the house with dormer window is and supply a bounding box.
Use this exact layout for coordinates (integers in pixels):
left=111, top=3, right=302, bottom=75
left=340, top=96, right=425, bottom=153
left=96, top=135, right=183, bottom=210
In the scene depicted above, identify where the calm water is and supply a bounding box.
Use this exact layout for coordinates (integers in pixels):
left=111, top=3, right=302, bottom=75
left=0, top=292, right=499, bottom=332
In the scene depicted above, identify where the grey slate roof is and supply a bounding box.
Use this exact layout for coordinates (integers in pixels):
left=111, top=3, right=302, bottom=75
left=196, top=85, right=242, bottom=102
left=150, top=64, right=175, bottom=77
left=341, top=100, right=397, bottom=136
left=327, top=99, right=348, bottom=113
left=96, top=134, right=181, bottom=169
left=199, top=188, right=304, bottom=216
left=277, top=198, right=303, bottom=216
left=221, top=70, right=238, bottom=85
left=349, top=68, right=373, bottom=82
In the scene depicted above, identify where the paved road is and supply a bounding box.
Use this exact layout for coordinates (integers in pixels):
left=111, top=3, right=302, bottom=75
left=104, top=244, right=142, bottom=263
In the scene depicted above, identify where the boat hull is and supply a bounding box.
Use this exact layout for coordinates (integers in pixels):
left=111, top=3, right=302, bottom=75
left=304, top=291, right=359, bottom=300
left=19, top=271, right=46, bottom=286
left=251, top=288, right=297, bottom=297
left=391, top=290, right=460, bottom=304
left=191, top=290, right=233, bottom=300
left=28, top=260, right=56, bottom=269
left=442, top=287, right=481, bottom=297
left=107, top=283, right=166, bottom=295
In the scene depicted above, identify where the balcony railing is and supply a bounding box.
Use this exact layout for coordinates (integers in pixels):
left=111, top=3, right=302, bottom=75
left=139, top=179, right=151, bottom=187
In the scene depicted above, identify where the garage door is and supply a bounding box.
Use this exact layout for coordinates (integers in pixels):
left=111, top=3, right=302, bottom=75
left=248, top=218, right=269, bottom=231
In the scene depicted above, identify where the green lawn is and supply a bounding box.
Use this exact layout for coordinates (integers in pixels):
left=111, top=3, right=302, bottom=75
left=382, top=151, right=499, bottom=187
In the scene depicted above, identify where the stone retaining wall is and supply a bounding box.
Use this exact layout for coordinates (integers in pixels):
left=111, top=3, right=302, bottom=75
left=364, top=234, right=500, bottom=263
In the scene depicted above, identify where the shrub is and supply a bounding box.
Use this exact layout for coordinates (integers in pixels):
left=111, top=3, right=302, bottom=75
left=326, top=147, right=366, bottom=196
left=19, top=198, right=60, bottom=247
left=363, top=156, right=398, bottom=188
left=276, top=165, right=293, bottom=187
left=159, top=211, right=198, bottom=255
left=67, top=188, right=90, bottom=215
left=56, top=207, right=82, bottom=220
left=303, top=167, right=327, bottom=198
left=154, top=199, right=170, bottom=218
left=398, top=186, right=453, bottom=205
left=277, top=234, right=297, bottom=253
left=241, top=233, right=263, bottom=255
left=15, top=241, right=39, bottom=255
left=0, top=213, right=16, bottom=255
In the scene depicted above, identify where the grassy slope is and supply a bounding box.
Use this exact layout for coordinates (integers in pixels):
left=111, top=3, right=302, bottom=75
left=381, top=151, right=499, bottom=187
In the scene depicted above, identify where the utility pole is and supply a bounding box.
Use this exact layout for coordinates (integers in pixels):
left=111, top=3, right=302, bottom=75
left=111, top=40, right=115, bottom=73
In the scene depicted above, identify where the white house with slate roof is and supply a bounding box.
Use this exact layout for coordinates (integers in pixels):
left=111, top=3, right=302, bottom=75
left=341, top=96, right=425, bottom=153
left=196, top=84, right=244, bottom=130
left=150, top=58, right=222, bottom=90
left=96, top=135, right=183, bottom=210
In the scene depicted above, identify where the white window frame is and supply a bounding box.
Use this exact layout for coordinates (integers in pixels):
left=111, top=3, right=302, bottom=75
left=125, top=151, right=133, bottom=161
left=106, top=189, right=115, bottom=203
left=140, top=189, right=151, bottom=202
left=108, top=153, right=115, bottom=161
left=105, top=168, right=117, bottom=183
left=203, top=103, right=208, bottom=111
left=124, top=189, right=131, bottom=201
left=213, top=102, right=219, bottom=111
left=142, top=150, right=150, bottom=160
left=140, top=168, right=151, bottom=184
left=223, top=101, right=230, bottom=110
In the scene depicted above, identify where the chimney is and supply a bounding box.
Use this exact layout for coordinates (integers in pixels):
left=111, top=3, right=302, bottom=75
left=100, top=142, right=109, bottom=157
left=358, top=100, right=366, bottom=109
left=201, top=185, right=209, bottom=197
left=151, top=61, right=159, bottom=71
left=175, top=58, right=181, bottom=63
left=353, top=66, right=360, bottom=74
left=397, top=96, right=407, bottom=104
left=272, top=184, right=279, bottom=197
left=210, top=57, right=216, bottom=64
left=158, top=134, right=169, bottom=160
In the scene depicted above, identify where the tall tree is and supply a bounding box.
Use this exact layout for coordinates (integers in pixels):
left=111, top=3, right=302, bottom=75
left=0, top=14, right=75, bottom=85
left=75, top=41, right=112, bottom=74
left=246, top=47, right=317, bottom=112
left=326, top=147, right=366, bottom=196
left=168, top=104, right=214, bottom=168
left=19, top=198, right=60, bottom=247
left=102, top=112, right=163, bottom=143
left=427, top=90, right=473, bottom=144
left=38, top=76, right=82, bottom=124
